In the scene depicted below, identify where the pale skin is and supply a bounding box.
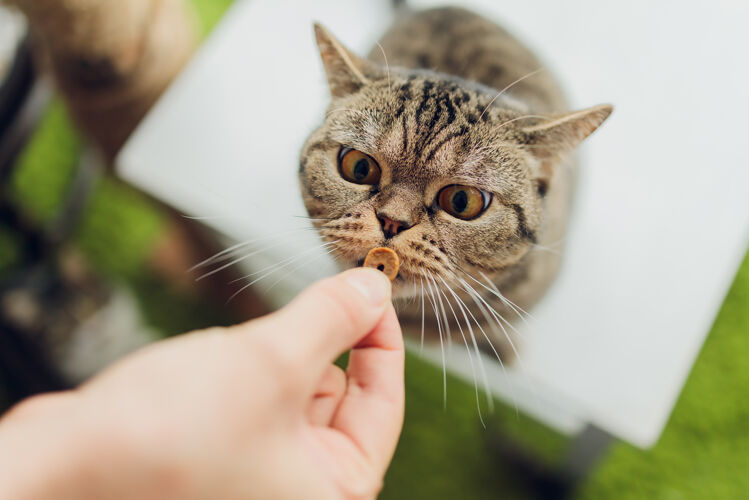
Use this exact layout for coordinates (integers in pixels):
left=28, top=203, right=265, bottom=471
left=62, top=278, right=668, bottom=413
left=0, top=268, right=404, bottom=500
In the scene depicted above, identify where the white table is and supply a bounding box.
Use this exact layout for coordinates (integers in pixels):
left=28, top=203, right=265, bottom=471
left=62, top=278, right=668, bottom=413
left=0, top=7, right=26, bottom=80
left=117, top=0, right=749, bottom=449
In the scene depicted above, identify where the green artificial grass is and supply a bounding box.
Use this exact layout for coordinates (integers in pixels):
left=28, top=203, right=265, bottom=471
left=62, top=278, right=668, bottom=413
left=0, top=223, right=22, bottom=278
left=72, top=177, right=164, bottom=280
left=9, top=99, right=80, bottom=224
left=381, top=354, right=569, bottom=499
left=190, top=0, right=235, bottom=36
left=2, top=1, right=747, bottom=498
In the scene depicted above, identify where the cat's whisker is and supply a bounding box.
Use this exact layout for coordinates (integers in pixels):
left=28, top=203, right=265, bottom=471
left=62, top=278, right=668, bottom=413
left=469, top=281, right=524, bottom=345
left=325, top=107, right=370, bottom=119
left=495, top=114, right=551, bottom=131
left=438, top=275, right=501, bottom=365
left=440, top=287, right=487, bottom=427
left=439, top=279, right=495, bottom=418
left=544, top=238, right=565, bottom=249
left=291, top=215, right=335, bottom=221
left=517, top=142, right=562, bottom=150
left=476, top=270, right=536, bottom=324
left=192, top=237, right=272, bottom=273
left=438, top=274, right=496, bottom=412
left=457, top=266, right=535, bottom=326
left=197, top=246, right=276, bottom=282
left=419, top=276, right=426, bottom=353
left=442, top=273, right=519, bottom=415
left=530, top=237, right=565, bottom=257
left=456, top=275, right=524, bottom=368
left=531, top=243, right=561, bottom=256
left=229, top=240, right=339, bottom=284
left=197, top=235, right=309, bottom=282
left=427, top=272, right=453, bottom=351
left=423, top=269, right=447, bottom=409
left=478, top=67, right=545, bottom=120
left=189, top=227, right=315, bottom=272
left=180, top=214, right=224, bottom=221
left=375, top=42, right=392, bottom=96
left=226, top=241, right=340, bottom=303
left=261, top=242, right=341, bottom=294
left=455, top=271, right=525, bottom=336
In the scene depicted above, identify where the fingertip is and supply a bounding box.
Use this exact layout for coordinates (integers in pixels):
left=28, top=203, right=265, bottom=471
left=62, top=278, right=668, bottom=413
left=340, top=268, right=391, bottom=307
left=269, top=269, right=393, bottom=373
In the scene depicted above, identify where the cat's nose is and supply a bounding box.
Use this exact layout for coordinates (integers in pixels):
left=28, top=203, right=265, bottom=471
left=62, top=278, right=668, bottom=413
left=377, top=214, right=412, bottom=239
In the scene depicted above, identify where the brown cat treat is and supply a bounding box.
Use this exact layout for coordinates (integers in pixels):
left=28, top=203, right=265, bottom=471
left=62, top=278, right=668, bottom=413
left=363, top=247, right=400, bottom=280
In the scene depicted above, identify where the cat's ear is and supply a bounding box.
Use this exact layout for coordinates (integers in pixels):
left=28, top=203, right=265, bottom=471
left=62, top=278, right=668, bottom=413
left=314, top=23, right=381, bottom=98
left=520, top=104, right=613, bottom=160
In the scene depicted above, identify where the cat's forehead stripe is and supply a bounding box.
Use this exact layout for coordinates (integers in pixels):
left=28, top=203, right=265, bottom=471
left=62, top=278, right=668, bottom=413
left=321, top=73, right=535, bottom=195
left=404, top=79, right=472, bottom=162
left=423, top=125, right=469, bottom=165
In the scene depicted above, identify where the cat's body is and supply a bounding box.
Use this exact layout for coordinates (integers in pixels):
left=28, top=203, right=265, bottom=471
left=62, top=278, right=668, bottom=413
left=299, top=7, right=611, bottom=356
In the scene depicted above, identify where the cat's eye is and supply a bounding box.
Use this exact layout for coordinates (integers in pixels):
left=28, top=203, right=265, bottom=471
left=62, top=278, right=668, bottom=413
left=338, top=148, right=381, bottom=185
left=437, top=185, right=491, bottom=220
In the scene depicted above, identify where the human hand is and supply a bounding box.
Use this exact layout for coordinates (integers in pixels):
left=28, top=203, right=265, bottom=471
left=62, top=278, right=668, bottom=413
left=0, top=268, right=404, bottom=500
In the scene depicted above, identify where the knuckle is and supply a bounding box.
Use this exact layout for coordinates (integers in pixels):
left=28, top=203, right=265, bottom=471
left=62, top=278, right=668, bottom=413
left=4, top=395, right=45, bottom=421
left=4, top=393, right=69, bottom=421
left=255, top=333, right=299, bottom=371
left=341, top=473, right=382, bottom=500
left=250, top=316, right=296, bottom=359
left=318, top=364, right=346, bottom=397
left=250, top=327, right=304, bottom=392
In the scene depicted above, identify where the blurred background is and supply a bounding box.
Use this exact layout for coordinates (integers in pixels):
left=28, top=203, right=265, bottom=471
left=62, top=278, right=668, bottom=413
left=1, top=0, right=748, bottom=498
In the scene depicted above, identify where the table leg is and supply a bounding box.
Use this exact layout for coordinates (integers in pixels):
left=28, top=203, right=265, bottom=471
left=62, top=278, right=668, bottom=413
left=487, top=423, right=612, bottom=499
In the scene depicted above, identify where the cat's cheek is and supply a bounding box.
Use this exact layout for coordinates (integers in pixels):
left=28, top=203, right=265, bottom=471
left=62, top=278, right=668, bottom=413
left=301, top=170, right=372, bottom=220
left=431, top=212, right=509, bottom=269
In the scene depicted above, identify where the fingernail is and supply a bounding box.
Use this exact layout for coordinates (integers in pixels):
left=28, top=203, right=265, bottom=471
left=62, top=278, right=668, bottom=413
left=344, top=268, right=391, bottom=306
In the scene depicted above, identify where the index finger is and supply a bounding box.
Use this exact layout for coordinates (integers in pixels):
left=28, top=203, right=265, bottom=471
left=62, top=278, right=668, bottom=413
left=269, top=268, right=392, bottom=369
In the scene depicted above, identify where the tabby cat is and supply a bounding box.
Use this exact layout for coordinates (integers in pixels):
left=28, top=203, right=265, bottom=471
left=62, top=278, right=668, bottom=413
left=299, top=7, right=611, bottom=358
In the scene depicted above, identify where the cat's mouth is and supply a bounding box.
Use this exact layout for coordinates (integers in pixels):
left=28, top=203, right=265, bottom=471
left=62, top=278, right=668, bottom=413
left=353, top=255, right=421, bottom=296
left=322, top=231, right=437, bottom=296
left=355, top=257, right=405, bottom=283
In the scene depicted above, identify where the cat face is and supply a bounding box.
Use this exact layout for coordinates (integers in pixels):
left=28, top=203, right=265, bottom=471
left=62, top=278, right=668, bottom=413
left=299, top=25, right=611, bottom=298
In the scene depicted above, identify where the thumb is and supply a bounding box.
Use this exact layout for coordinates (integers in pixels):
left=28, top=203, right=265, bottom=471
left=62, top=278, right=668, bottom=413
left=268, top=268, right=392, bottom=370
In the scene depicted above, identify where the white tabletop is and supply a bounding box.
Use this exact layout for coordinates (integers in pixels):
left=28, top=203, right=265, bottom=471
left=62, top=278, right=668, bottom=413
left=117, top=0, right=749, bottom=448
left=0, top=6, right=26, bottom=80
